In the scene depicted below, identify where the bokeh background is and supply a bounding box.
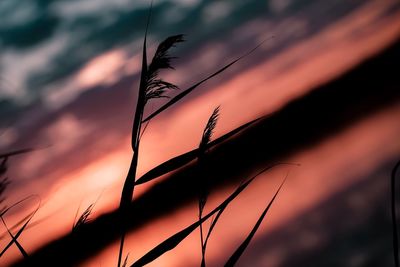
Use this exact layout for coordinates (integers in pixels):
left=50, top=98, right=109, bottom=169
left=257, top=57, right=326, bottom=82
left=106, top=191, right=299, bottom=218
left=1, top=0, right=400, bottom=266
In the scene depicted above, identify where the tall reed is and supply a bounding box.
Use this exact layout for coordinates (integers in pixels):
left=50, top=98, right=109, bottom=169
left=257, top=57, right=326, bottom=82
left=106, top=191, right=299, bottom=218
left=116, top=3, right=272, bottom=266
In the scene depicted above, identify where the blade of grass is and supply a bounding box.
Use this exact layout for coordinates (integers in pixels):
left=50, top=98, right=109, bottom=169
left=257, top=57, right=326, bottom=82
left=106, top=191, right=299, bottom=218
left=0, top=216, right=28, bottom=258
left=72, top=201, right=83, bottom=232
left=73, top=193, right=102, bottom=232
left=122, top=253, right=130, bottom=267
left=392, top=159, right=400, bottom=267
left=142, top=37, right=274, bottom=123
left=117, top=1, right=152, bottom=266
left=1, top=210, right=36, bottom=236
left=72, top=204, right=95, bottom=232
left=130, top=164, right=287, bottom=267
left=0, top=195, right=39, bottom=217
left=129, top=7, right=149, bottom=153
left=136, top=150, right=198, bottom=185
left=0, top=212, right=49, bottom=241
left=135, top=116, right=263, bottom=185
left=224, top=174, right=288, bottom=267
left=203, top=207, right=224, bottom=254
left=203, top=164, right=296, bottom=255
left=0, top=196, right=40, bottom=257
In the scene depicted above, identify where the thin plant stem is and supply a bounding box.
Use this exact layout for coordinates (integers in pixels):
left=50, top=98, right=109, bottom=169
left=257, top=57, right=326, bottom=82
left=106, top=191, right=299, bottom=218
left=117, top=3, right=151, bottom=265
left=392, top=159, right=400, bottom=267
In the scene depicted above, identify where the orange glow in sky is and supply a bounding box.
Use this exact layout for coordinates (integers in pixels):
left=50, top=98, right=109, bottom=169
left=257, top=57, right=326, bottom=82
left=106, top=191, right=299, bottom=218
left=1, top=0, right=400, bottom=265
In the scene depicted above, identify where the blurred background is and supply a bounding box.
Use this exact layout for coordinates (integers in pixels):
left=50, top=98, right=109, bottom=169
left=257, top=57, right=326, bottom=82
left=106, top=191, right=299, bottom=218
left=1, top=0, right=400, bottom=266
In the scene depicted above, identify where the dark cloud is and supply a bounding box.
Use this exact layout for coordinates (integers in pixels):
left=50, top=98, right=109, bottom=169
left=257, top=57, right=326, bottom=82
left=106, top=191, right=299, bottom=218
left=2, top=0, right=398, bottom=125
left=0, top=14, right=59, bottom=48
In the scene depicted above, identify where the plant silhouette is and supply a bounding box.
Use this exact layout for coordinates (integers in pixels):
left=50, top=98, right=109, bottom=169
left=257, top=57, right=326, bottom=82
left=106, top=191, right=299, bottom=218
left=116, top=3, right=278, bottom=267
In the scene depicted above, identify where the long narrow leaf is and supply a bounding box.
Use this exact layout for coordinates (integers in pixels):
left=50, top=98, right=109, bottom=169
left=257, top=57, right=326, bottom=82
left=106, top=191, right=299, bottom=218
left=122, top=253, right=130, bottom=267
left=0, top=210, right=43, bottom=240
left=204, top=165, right=295, bottom=250
left=203, top=205, right=224, bottom=250
left=130, top=164, right=283, bottom=267
left=224, top=175, right=287, bottom=267
left=1, top=210, right=35, bottom=235
left=0, top=197, right=40, bottom=257
left=0, top=195, right=39, bottom=217
left=136, top=150, right=198, bottom=185
left=135, top=116, right=263, bottom=185
left=118, top=2, right=152, bottom=266
left=0, top=216, right=28, bottom=258
left=142, top=37, right=273, bottom=123
left=130, top=19, right=149, bottom=151
left=392, top=159, right=400, bottom=267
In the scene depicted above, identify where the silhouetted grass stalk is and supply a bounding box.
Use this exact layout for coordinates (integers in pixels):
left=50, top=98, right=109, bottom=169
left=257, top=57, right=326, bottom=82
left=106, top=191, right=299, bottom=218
left=72, top=204, right=95, bottom=232
left=0, top=195, right=40, bottom=258
left=117, top=2, right=272, bottom=265
left=392, top=159, right=400, bottom=267
left=224, top=174, right=288, bottom=266
left=197, top=106, right=220, bottom=267
left=117, top=3, right=185, bottom=266
left=0, top=147, right=39, bottom=258
left=117, top=19, right=149, bottom=267
left=1, top=216, right=28, bottom=258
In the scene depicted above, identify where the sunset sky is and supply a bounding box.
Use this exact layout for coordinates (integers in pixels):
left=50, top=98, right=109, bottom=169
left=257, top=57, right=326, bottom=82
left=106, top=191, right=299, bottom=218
left=1, top=0, right=400, bottom=266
